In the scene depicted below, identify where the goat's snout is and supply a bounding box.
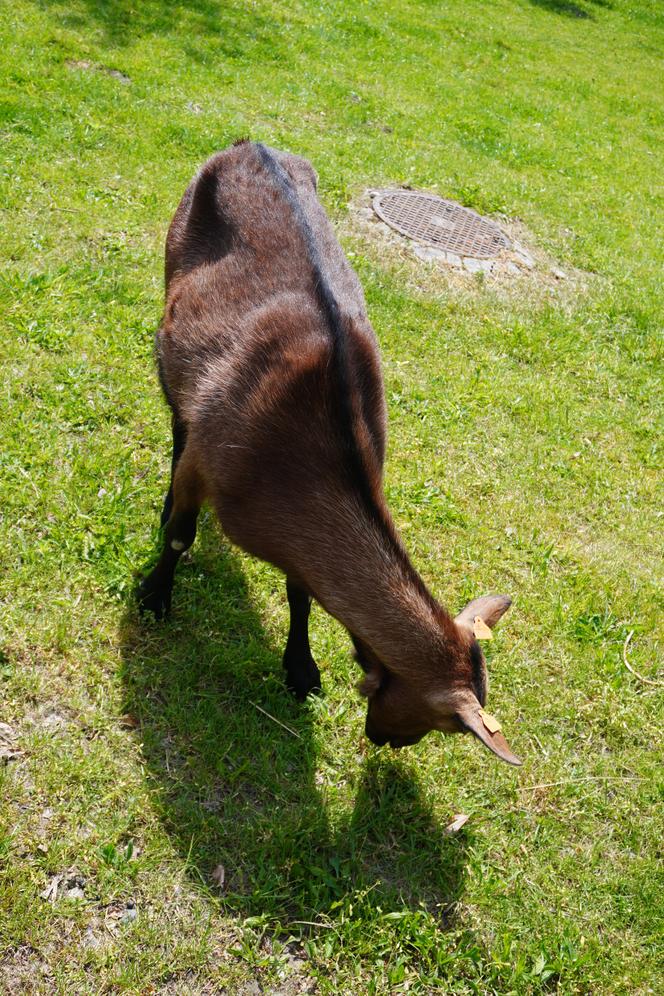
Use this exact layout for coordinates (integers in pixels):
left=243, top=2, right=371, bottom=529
left=365, top=714, right=426, bottom=750
left=364, top=716, right=389, bottom=747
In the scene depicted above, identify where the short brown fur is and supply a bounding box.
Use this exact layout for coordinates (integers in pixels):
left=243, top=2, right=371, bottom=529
left=139, top=142, right=521, bottom=765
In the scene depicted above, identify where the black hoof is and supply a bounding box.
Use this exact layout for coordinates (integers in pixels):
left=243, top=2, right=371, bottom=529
left=284, top=658, right=322, bottom=701
left=137, top=573, right=172, bottom=620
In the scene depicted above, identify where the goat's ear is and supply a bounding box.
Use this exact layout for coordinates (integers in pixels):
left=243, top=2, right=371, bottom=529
left=357, top=663, right=385, bottom=698
left=352, top=635, right=386, bottom=698
left=456, top=700, right=522, bottom=766
left=455, top=594, right=512, bottom=639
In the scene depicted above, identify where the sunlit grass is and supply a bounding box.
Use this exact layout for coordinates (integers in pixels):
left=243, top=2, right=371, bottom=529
left=1, top=1, right=662, bottom=992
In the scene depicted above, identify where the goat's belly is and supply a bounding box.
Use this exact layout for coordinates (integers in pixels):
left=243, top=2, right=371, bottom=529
left=212, top=490, right=301, bottom=578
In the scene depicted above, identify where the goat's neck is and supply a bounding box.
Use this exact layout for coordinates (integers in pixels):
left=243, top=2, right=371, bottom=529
left=301, top=495, right=448, bottom=672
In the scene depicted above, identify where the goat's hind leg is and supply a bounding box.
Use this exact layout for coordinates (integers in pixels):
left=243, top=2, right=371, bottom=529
left=283, top=579, right=322, bottom=700
left=139, top=449, right=203, bottom=619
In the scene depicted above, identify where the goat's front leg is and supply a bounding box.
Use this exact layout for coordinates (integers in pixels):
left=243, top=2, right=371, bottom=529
left=139, top=450, right=202, bottom=620
left=283, top=579, right=321, bottom=700
left=160, top=414, right=187, bottom=527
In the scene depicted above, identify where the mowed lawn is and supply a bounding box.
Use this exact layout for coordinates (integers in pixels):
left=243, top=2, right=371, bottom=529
left=1, top=0, right=662, bottom=992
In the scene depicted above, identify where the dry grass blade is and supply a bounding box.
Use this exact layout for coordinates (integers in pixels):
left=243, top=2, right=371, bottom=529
left=249, top=701, right=301, bottom=739
left=522, top=775, right=645, bottom=792
left=621, top=631, right=663, bottom=688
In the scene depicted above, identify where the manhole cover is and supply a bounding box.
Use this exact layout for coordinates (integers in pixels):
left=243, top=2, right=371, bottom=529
left=372, top=190, right=510, bottom=259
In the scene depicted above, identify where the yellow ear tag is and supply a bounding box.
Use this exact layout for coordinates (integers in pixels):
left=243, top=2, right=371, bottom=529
left=473, top=616, right=493, bottom=640
left=478, top=709, right=502, bottom=734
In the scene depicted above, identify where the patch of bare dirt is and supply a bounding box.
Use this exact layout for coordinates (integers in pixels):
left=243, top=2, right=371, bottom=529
left=0, top=946, right=53, bottom=995
left=0, top=722, right=22, bottom=761
left=156, top=974, right=224, bottom=994
left=66, top=59, right=131, bottom=84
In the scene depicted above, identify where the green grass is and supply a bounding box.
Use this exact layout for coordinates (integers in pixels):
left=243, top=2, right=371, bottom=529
left=1, top=0, right=662, bottom=992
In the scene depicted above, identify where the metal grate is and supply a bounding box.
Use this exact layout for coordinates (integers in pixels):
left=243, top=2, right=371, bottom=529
left=372, top=190, right=510, bottom=259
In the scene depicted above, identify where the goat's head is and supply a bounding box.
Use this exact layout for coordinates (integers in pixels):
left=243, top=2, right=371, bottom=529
left=357, top=594, right=521, bottom=765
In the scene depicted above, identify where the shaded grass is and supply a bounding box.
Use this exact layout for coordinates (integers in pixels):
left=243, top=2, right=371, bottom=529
left=119, top=538, right=469, bottom=923
left=1, top=0, right=663, bottom=992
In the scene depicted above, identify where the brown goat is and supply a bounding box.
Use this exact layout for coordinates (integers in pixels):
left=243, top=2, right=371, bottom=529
left=139, top=140, right=521, bottom=766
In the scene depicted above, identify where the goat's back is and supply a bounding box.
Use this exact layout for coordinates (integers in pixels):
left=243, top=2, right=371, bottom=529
left=157, top=142, right=387, bottom=577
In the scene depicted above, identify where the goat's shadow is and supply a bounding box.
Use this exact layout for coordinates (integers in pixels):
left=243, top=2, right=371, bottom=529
left=119, top=516, right=469, bottom=933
